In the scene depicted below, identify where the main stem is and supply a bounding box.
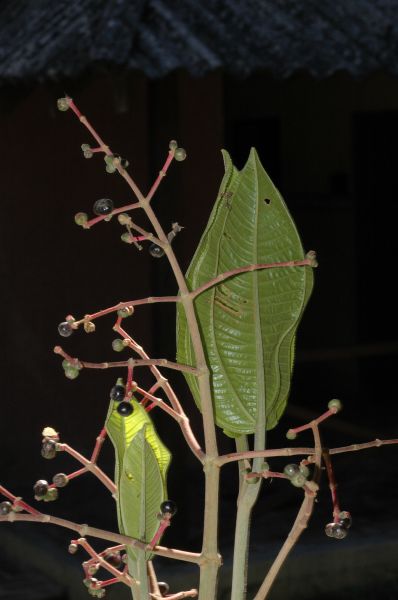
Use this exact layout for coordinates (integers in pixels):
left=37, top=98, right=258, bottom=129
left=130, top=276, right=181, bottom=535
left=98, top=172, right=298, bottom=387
left=119, top=175, right=221, bottom=600
left=231, top=429, right=265, bottom=600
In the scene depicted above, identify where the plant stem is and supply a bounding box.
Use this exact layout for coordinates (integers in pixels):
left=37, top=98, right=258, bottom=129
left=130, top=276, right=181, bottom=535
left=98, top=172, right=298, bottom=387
left=231, top=432, right=265, bottom=600
left=253, top=423, right=323, bottom=600
left=0, top=510, right=202, bottom=563
left=68, top=102, right=221, bottom=598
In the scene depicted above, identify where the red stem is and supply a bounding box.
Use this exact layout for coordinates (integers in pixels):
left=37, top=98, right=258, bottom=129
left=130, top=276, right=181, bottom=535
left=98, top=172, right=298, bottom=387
left=146, top=151, right=175, bottom=202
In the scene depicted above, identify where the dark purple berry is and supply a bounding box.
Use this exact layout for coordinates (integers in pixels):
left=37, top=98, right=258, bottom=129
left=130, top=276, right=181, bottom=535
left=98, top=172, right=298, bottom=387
left=325, top=521, right=348, bottom=540
left=110, top=384, right=125, bottom=402
left=34, top=479, right=49, bottom=498
left=160, top=500, right=177, bottom=516
left=332, top=523, right=348, bottom=540
left=158, top=582, right=170, bottom=596
left=0, top=501, right=13, bottom=515
left=149, top=244, right=165, bottom=258
left=41, top=439, right=57, bottom=459
left=93, top=198, right=114, bottom=215
left=116, top=401, right=133, bottom=417
left=104, top=551, right=122, bottom=568
left=58, top=321, right=73, bottom=337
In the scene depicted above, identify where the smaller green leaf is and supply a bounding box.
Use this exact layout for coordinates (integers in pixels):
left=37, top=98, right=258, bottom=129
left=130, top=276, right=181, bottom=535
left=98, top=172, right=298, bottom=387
left=105, top=397, right=171, bottom=567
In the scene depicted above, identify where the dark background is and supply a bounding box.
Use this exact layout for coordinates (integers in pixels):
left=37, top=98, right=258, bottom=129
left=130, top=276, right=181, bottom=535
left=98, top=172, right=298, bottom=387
left=1, top=2, right=398, bottom=599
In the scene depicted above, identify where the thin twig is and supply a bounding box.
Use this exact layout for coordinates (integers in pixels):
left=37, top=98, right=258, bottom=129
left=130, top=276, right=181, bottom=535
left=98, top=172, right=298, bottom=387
left=0, top=511, right=202, bottom=563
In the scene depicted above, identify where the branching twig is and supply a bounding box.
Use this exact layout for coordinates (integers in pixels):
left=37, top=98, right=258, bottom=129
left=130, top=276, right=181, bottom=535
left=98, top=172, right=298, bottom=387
left=54, top=347, right=200, bottom=376
left=0, top=509, right=202, bottom=564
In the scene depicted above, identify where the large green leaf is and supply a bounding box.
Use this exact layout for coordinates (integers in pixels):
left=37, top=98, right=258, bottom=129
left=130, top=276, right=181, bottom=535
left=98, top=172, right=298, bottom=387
left=105, top=398, right=171, bottom=566
left=176, top=149, right=314, bottom=436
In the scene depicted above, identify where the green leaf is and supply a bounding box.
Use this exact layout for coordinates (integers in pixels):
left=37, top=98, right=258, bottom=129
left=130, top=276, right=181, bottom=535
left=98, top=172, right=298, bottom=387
left=105, top=398, right=171, bottom=564
left=176, top=149, right=314, bottom=436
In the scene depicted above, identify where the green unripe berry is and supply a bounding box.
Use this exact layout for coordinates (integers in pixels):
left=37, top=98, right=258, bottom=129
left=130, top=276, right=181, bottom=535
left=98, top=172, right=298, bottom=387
left=338, top=510, right=352, bottom=529
left=74, top=212, right=88, bottom=226
left=290, top=472, right=307, bottom=487
left=299, top=464, right=310, bottom=478
left=121, top=232, right=132, bottom=244
left=169, top=140, right=178, bottom=151
left=118, top=213, right=131, bottom=226
left=57, top=97, right=69, bottom=111
left=44, top=488, right=59, bottom=502
left=174, top=147, right=187, bottom=161
left=117, top=306, right=134, bottom=318
left=286, top=429, right=297, bottom=440
left=283, top=463, right=299, bottom=478
left=105, top=164, right=116, bottom=174
left=328, top=398, right=342, bottom=413
left=112, top=339, right=125, bottom=352
left=64, top=366, right=80, bottom=380
left=68, top=542, right=78, bottom=554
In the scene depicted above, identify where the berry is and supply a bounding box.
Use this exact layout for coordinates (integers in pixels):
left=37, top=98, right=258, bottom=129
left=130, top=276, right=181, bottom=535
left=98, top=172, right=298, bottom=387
left=158, top=582, right=170, bottom=596
left=121, top=232, right=133, bottom=244
left=174, top=147, right=187, bottom=161
left=338, top=510, right=352, bottom=529
left=112, top=339, right=125, bottom=352
left=325, top=521, right=348, bottom=539
left=41, top=439, right=57, bottom=459
left=104, top=551, right=122, bottom=568
left=58, top=321, right=74, bottom=337
left=44, top=488, right=59, bottom=502
left=118, top=213, right=131, bottom=226
left=328, top=398, right=342, bottom=412
left=105, top=163, right=116, bottom=174
left=116, top=401, right=133, bottom=417
left=93, top=198, right=114, bottom=216
left=169, top=140, right=178, bottom=151
left=88, top=564, right=99, bottom=575
left=149, top=243, right=165, bottom=258
left=299, top=464, right=310, bottom=478
left=286, top=429, right=297, bottom=440
left=160, top=500, right=177, bottom=516
left=64, top=366, right=80, bottom=380
left=42, top=426, right=58, bottom=439
left=84, top=321, right=96, bottom=333
left=57, top=97, right=69, bottom=111
left=290, top=472, right=307, bottom=487
left=75, top=212, right=88, bottom=226
left=53, top=473, right=69, bottom=488
left=81, top=144, right=93, bottom=159
left=34, top=479, right=49, bottom=498
left=68, top=542, right=78, bottom=554
left=0, top=501, right=13, bottom=515
left=117, top=306, right=134, bottom=318
left=120, top=157, right=129, bottom=169
left=110, top=383, right=125, bottom=402
left=283, top=463, right=299, bottom=478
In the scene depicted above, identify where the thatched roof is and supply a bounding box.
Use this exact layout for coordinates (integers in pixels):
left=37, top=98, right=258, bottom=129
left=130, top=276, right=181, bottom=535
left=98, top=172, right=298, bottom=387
left=1, top=0, right=397, bottom=83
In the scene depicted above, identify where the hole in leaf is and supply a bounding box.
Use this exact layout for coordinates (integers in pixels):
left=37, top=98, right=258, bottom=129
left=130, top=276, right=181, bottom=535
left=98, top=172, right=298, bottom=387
left=264, top=198, right=271, bottom=205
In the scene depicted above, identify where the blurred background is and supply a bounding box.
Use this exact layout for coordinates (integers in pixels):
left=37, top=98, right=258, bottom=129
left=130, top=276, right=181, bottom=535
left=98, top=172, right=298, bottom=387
left=1, top=1, right=398, bottom=598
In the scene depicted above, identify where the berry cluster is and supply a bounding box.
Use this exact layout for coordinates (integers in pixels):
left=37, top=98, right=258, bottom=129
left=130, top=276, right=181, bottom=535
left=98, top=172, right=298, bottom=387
left=325, top=511, right=352, bottom=540
left=110, top=379, right=134, bottom=417
left=283, top=463, right=311, bottom=488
